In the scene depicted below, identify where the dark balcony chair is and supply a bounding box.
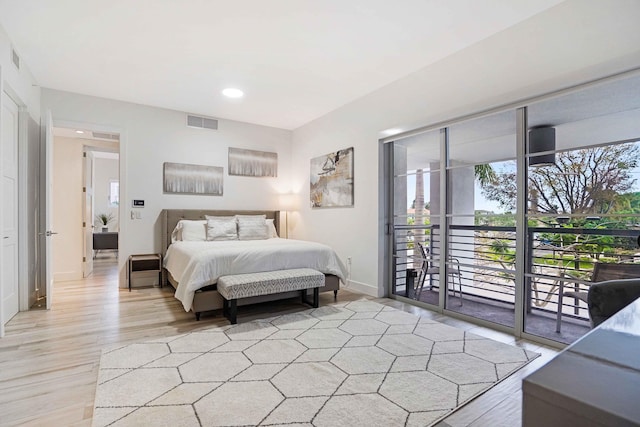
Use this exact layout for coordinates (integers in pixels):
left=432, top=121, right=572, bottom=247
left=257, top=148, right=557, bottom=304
left=414, top=242, right=463, bottom=304
left=587, top=278, right=640, bottom=327
left=556, top=262, right=640, bottom=332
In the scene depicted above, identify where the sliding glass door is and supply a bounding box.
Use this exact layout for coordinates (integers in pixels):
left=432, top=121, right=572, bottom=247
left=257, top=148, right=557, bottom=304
left=446, top=110, right=517, bottom=327
left=523, top=74, right=640, bottom=343
left=390, top=130, right=442, bottom=305
left=385, top=71, right=640, bottom=345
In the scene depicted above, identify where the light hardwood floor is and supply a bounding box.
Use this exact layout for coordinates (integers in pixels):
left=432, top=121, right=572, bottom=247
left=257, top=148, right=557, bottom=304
left=0, top=259, right=558, bottom=426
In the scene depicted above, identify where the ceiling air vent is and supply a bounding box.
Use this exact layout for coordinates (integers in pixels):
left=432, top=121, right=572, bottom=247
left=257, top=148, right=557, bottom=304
left=187, top=114, right=218, bottom=130
left=11, top=47, right=20, bottom=70
left=92, top=132, right=119, bottom=141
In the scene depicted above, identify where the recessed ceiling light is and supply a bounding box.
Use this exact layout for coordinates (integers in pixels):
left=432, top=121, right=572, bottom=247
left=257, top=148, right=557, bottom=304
left=75, top=130, right=84, bottom=134
left=222, top=88, right=244, bottom=98
left=381, top=128, right=402, bottom=136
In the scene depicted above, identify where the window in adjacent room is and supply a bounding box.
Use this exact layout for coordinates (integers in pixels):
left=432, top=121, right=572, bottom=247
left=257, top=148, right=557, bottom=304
left=109, top=180, right=119, bottom=207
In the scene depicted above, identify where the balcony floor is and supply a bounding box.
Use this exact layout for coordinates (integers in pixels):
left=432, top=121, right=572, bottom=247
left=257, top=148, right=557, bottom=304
left=411, top=288, right=590, bottom=345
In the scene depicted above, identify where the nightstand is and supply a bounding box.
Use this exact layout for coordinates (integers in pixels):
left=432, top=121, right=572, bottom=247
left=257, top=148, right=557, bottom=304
left=128, top=254, right=162, bottom=291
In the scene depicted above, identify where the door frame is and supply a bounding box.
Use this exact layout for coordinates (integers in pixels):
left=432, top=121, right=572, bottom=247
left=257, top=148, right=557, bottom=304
left=82, top=149, right=95, bottom=278
left=1, top=65, right=3, bottom=337
left=1, top=88, right=20, bottom=327
left=17, top=106, right=30, bottom=311
left=46, top=119, right=126, bottom=296
left=1, top=83, right=30, bottom=336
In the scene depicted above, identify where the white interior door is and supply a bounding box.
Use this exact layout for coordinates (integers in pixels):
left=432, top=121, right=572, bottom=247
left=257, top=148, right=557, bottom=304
left=2, top=94, right=19, bottom=324
left=83, top=150, right=94, bottom=277
left=44, top=110, right=54, bottom=309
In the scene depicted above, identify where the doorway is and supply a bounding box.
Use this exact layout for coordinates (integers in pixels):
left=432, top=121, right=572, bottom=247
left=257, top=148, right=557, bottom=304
left=87, top=150, right=120, bottom=272
left=51, top=127, right=119, bottom=283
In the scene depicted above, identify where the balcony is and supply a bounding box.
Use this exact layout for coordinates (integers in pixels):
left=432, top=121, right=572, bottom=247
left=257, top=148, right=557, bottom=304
left=393, top=223, right=640, bottom=345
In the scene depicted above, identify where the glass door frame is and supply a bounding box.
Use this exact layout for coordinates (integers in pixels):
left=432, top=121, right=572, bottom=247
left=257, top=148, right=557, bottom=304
left=383, top=105, right=561, bottom=347
left=382, top=67, right=640, bottom=348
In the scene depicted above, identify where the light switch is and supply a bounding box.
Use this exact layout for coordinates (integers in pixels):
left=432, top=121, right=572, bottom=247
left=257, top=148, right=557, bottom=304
left=135, top=211, right=142, bottom=219
left=130, top=211, right=135, bottom=220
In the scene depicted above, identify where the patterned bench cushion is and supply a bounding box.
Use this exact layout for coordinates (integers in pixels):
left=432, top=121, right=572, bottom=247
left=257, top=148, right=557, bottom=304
left=217, top=268, right=324, bottom=300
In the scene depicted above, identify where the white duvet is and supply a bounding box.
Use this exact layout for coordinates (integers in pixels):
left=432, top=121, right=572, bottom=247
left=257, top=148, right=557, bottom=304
left=164, top=238, right=348, bottom=311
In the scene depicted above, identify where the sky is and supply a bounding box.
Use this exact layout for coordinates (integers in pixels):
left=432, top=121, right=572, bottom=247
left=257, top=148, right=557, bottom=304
left=405, top=169, right=503, bottom=213
left=405, top=151, right=640, bottom=215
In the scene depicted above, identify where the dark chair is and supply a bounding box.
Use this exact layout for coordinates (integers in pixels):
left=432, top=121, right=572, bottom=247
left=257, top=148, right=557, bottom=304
left=414, top=242, right=463, bottom=304
left=587, top=278, right=640, bottom=327
left=556, top=262, right=640, bottom=332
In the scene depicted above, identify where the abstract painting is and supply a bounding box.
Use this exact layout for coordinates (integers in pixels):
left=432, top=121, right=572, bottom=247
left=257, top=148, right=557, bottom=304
left=310, top=147, right=354, bottom=208
left=163, top=162, right=223, bottom=195
left=228, top=147, right=278, bottom=177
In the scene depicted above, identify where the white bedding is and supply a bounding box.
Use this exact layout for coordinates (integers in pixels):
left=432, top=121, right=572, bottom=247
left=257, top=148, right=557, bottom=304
left=164, top=238, right=348, bottom=311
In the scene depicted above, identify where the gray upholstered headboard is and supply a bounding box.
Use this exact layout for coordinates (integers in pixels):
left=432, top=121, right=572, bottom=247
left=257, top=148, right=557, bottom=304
left=160, top=209, right=280, bottom=255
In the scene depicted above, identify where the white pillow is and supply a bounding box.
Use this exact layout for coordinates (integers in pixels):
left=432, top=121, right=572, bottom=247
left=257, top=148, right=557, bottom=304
left=236, top=214, right=268, bottom=240
left=266, top=218, right=278, bottom=238
left=206, top=217, right=238, bottom=241
left=171, top=223, right=182, bottom=243
left=171, top=219, right=204, bottom=242
left=176, top=219, right=207, bottom=241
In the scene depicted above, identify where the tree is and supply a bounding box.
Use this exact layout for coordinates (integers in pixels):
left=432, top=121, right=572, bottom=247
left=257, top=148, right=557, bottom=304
left=612, top=191, right=640, bottom=215
left=479, top=144, right=639, bottom=215
left=474, top=164, right=498, bottom=187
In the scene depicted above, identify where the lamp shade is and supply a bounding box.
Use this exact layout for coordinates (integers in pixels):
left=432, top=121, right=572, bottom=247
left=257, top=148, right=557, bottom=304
left=279, top=193, right=298, bottom=211
left=529, top=127, right=556, bottom=167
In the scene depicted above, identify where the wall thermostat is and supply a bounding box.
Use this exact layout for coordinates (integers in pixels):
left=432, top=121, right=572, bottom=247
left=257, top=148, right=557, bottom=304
left=133, top=200, right=145, bottom=207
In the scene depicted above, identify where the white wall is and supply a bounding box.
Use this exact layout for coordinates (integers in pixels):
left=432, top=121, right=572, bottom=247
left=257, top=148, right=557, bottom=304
left=291, top=0, right=640, bottom=296
left=0, top=22, right=41, bottom=335
left=93, top=157, right=119, bottom=232
left=0, top=25, right=40, bottom=122
left=41, top=89, right=292, bottom=287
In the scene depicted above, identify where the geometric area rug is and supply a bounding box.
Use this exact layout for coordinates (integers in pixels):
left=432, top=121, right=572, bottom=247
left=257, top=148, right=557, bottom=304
left=92, top=300, right=539, bottom=427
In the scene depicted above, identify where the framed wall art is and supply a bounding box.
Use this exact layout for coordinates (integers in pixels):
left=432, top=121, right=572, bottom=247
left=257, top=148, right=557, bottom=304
left=310, top=147, right=354, bottom=208
left=163, top=162, right=223, bottom=195
left=228, top=147, right=277, bottom=177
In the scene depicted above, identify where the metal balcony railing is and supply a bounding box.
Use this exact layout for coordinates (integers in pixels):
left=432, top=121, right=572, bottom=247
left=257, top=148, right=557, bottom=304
left=392, top=222, right=640, bottom=325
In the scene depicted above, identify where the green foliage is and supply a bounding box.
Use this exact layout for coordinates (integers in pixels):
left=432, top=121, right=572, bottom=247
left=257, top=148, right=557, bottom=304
left=487, top=239, right=516, bottom=283
left=406, top=217, right=432, bottom=249
left=480, top=144, right=640, bottom=215
left=410, top=200, right=431, bottom=210
left=474, top=164, right=498, bottom=186
left=476, top=143, right=640, bottom=263
left=96, top=213, right=114, bottom=226
left=474, top=211, right=516, bottom=227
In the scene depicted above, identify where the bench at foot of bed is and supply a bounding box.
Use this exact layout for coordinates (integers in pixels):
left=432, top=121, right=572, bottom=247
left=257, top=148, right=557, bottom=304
left=216, top=268, right=325, bottom=324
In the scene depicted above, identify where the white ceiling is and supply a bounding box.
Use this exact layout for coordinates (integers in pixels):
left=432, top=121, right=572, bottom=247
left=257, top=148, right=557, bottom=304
left=0, top=0, right=563, bottom=130
left=53, top=126, right=119, bottom=141
left=398, top=73, right=640, bottom=168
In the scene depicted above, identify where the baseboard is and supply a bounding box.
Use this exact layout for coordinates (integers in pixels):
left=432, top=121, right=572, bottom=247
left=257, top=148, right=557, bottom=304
left=343, top=279, right=379, bottom=297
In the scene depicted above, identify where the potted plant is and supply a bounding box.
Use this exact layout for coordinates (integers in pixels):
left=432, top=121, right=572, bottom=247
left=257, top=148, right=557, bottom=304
left=96, top=213, right=114, bottom=232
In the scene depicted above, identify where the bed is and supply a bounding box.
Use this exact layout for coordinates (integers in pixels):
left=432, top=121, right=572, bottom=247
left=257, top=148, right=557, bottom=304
left=160, top=209, right=346, bottom=317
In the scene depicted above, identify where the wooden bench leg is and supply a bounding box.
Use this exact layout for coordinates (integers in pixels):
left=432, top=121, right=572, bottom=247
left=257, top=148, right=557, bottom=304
left=195, top=312, right=200, bottom=321
left=228, top=299, right=237, bottom=325
left=301, top=288, right=320, bottom=308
